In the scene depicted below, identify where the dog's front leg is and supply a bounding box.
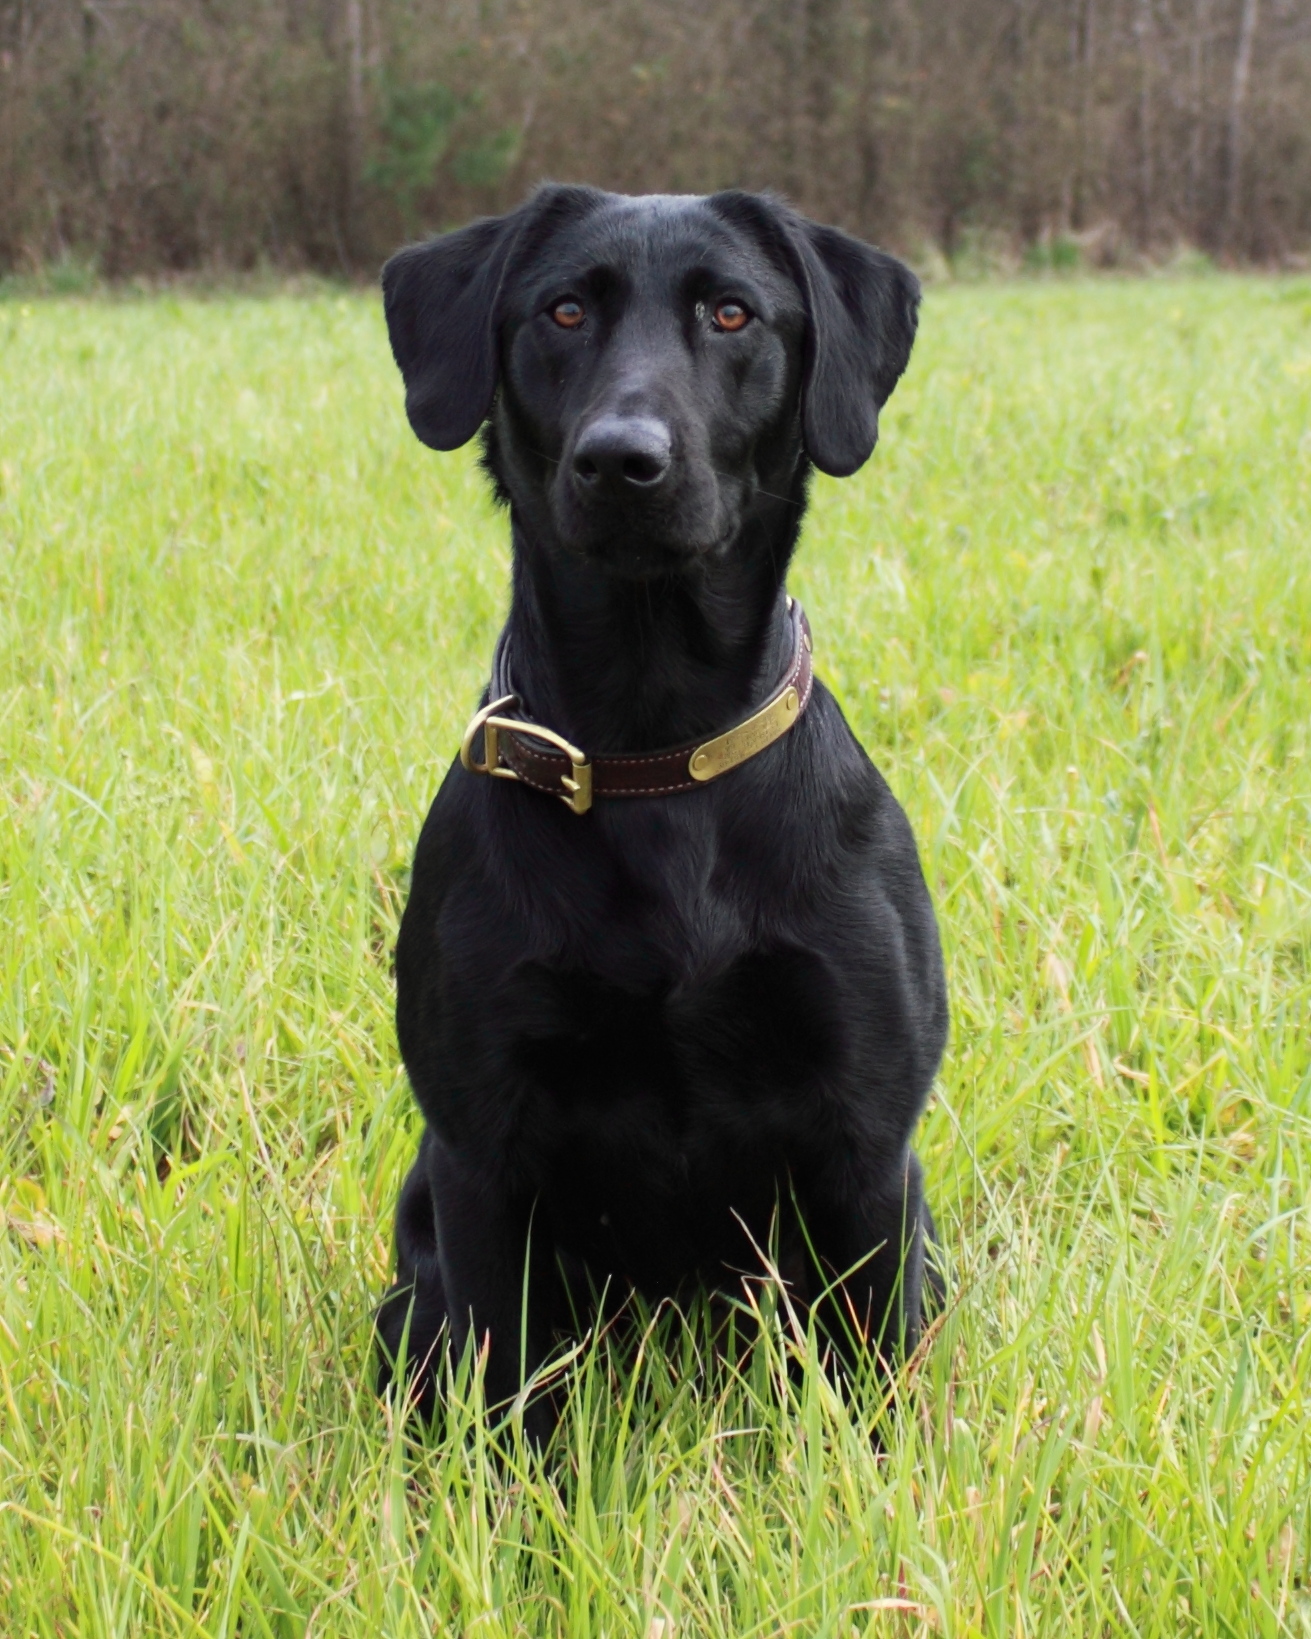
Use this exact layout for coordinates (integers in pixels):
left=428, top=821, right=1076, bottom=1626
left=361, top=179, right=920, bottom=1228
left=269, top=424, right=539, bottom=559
left=376, top=1128, right=450, bottom=1419
left=428, top=1132, right=557, bottom=1445
left=801, top=1146, right=930, bottom=1372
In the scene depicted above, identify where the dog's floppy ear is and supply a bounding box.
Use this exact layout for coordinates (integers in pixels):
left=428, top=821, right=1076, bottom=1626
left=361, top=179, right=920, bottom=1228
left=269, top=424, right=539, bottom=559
left=382, top=185, right=602, bottom=451
left=382, top=214, right=514, bottom=450
left=787, top=217, right=920, bottom=477
left=710, top=193, right=920, bottom=478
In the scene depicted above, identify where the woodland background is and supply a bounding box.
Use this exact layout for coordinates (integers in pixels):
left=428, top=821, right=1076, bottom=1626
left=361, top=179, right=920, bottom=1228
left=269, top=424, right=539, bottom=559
left=0, top=0, right=1309, bottom=278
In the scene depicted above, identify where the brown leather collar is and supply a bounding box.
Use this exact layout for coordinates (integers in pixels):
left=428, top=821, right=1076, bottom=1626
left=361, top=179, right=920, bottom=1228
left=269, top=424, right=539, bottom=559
left=459, top=598, right=814, bottom=814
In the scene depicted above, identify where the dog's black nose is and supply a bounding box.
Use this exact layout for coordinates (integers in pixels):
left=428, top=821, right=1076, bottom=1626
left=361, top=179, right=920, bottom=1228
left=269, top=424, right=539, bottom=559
left=572, top=416, right=672, bottom=491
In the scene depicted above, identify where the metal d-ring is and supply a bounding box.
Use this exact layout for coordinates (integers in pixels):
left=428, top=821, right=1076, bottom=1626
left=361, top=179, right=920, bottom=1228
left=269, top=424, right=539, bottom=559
left=459, top=696, right=593, bottom=814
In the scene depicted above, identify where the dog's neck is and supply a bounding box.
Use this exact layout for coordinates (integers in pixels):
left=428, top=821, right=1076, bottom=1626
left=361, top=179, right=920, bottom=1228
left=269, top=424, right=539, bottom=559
left=502, top=506, right=804, bottom=755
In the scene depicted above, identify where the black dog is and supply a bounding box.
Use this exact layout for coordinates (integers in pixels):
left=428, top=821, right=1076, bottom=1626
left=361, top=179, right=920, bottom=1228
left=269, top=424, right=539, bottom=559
left=376, top=187, right=948, bottom=1440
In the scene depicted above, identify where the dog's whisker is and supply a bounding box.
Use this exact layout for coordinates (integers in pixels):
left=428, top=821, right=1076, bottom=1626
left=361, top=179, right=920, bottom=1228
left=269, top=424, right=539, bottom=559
left=707, top=466, right=806, bottom=509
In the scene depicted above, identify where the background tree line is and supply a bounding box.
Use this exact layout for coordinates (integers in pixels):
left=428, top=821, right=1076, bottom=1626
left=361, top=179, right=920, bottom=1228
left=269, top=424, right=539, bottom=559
left=1, top=0, right=1308, bottom=277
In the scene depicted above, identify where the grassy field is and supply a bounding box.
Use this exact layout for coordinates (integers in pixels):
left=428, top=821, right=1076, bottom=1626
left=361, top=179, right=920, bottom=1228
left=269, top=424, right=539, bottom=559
left=1, top=275, right=1309, bottom=1637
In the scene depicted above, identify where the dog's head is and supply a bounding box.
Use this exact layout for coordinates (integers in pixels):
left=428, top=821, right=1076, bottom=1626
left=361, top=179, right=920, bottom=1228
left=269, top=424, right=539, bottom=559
left=384, top=187, right=919, bottom=580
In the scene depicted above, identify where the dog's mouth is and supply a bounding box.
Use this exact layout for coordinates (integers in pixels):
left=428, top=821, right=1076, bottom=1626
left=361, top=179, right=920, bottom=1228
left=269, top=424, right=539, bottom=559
left=577, top=532, right=732, bottom=581
left=562, top=509, right=743, bottom=578
left=550, top=459, right=745, bottom=579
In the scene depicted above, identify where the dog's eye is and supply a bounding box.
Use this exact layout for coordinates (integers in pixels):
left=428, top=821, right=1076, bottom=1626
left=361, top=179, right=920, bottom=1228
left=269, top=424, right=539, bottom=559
left=712, top=300, right=751, bottom=333
left=551, top=300, right=585, bottom=329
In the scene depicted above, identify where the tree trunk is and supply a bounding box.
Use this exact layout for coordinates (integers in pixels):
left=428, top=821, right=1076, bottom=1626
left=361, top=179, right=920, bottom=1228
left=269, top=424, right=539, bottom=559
left=1222, top=0, right=1259, bottom=253
left=1134, top=0, right=1155, bottom=247
left=1072, top=0, right=1096, bottom=231
left=1188, top=0, right=1210, bottom=237
left=344, top=0, right=365, bottom=256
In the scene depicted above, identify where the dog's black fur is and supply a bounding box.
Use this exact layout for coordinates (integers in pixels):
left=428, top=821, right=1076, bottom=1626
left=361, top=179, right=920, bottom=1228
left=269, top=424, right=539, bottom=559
left=375, top=186, right=948, bottom=1440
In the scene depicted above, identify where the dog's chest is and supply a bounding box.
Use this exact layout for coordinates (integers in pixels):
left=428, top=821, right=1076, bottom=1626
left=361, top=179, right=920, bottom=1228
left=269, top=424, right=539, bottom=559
left=504, top=944, right=846, bottom=1283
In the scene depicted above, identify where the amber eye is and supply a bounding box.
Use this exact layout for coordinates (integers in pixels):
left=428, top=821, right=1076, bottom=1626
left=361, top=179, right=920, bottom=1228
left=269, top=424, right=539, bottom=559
left=713, top=300, right=750, bottom=332
left=551, top=299, right=585, bottom=329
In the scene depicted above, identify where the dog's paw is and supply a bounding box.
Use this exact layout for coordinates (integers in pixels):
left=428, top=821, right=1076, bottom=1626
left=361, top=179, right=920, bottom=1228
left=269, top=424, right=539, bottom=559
left=375, top=1264, right=449, bottom=1422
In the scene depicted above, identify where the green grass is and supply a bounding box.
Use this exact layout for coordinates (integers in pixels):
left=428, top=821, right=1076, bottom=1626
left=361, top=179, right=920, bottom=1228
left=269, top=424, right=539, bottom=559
left=1, top=276, right=1309, bottom=1637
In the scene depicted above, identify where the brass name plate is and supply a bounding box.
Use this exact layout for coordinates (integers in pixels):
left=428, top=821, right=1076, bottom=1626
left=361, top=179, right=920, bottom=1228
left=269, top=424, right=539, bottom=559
left=687, top=685, right=801, bottom=783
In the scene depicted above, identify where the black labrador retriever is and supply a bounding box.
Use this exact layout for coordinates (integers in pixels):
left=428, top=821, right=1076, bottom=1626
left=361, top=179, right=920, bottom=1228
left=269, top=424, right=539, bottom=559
left=375, top=186, right=948, bottom=1440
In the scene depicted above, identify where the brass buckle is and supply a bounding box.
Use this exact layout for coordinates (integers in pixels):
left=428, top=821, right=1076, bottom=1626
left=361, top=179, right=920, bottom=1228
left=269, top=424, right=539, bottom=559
left=460, top=695, right=593, bottom=815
